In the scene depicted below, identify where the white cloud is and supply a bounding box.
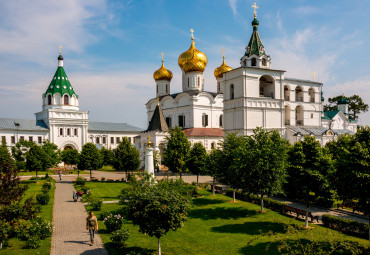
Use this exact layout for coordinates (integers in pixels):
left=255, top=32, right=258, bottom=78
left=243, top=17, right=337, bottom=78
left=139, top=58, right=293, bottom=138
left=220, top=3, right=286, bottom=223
left=228, top=0, right=238, bottom=15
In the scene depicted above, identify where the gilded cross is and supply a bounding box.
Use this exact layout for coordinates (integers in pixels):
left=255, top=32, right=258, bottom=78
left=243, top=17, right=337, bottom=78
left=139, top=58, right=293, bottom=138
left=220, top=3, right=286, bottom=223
left=161, top=52, right=164, bottom=61
left=222, top=48, right=225, bottom=57
left=190, top=28, right=194, bottom=39
left=58, top=46, right=62, bottom=55
left=252, top=2, right=259, bottom=16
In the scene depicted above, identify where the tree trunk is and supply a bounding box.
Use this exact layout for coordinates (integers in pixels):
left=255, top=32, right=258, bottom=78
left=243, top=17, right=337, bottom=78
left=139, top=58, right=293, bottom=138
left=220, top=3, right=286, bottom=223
left=212, top=177, right=215, bottom=196
left=77, top=168, right=80, bottom=178
left=260, top=195, right=264, bottom=213
left=90, top=169, right=92, bottom=181
left=158, top=237, right=161, bottom=255
left=233, top=189, right=236, bottom=202
left=197, top=174, right=199, bottom=189
left=305, top=193, right=309, bottom=228
left=36, top=170, right=38, bottom=183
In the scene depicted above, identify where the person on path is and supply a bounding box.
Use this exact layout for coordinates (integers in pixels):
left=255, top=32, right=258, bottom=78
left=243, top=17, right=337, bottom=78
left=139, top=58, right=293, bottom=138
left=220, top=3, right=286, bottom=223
left=58, top=170, right=62, bottom=181
left=86, top=211, right=98, bottom=246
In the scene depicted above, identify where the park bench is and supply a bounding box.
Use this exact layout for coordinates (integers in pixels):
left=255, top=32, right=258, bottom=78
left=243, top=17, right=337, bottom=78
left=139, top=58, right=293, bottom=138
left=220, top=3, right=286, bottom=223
left=210, top=184, right=228, bottom=194
left=337, top=203, right=358, bottom=213
left=284, top=205, right=319, bottom=222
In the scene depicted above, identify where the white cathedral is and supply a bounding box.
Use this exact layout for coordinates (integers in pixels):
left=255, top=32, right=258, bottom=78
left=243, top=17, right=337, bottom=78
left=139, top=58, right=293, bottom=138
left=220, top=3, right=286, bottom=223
left=0, top=8, right=357, bottom=158
left=138, top=9, right=357, bottom=155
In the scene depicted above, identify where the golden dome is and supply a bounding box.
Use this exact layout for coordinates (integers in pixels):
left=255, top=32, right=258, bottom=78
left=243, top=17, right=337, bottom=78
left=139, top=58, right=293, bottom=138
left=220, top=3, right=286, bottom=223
left=214, top=56, right=232, bottom=79
left=178, top=38, right=207, bottom=73
left=153, top=60, right=173, bottom=81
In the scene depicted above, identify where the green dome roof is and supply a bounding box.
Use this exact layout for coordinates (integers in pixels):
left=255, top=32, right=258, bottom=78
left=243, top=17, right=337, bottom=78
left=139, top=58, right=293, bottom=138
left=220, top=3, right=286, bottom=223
left=338, top=96, right=349, bottom=105
left=44, top=55, right=78, bottom=98
left=252, top=17, right=259, bottom=29
left=244, top=16, right=266, bottom=57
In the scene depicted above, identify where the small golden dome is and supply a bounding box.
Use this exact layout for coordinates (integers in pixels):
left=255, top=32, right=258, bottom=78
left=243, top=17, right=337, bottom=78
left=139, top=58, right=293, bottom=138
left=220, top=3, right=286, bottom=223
left=178, top=38, right=207, bottom=73
left=153, top=60, right=173, bottom=81
left=214, top=56, right=232, bottom=79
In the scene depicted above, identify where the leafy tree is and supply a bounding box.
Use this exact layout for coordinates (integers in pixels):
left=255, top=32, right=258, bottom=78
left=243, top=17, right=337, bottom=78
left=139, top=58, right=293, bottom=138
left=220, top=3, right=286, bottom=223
left=112, top=137, right=140, bottom=178
left=205, top=148, right=223, bottom=196
left=11, top=140, right=34, bottom=170
left=324, top=94, right=368, bottom=120
left=0, top=145, right=28, bottom=205
left=238, top=128, right=289, bottom=212
left=216, top=133, right=247, bottom=202
left=41, top=140, right=61, bottom=168
left=186, top=142, right=207, bottom=189
left=286, top=136, right=332, bottom=228
left=100, top=147, right=114, bottom=166
left=61, top=149, right=80, bottom=166
left=78, top=143, right=103, bottom=180
left=162, top=127, right=191, bottom=178
left=25, top=144, right=49, bottom=182
left=124, top=179, right=192, bottom=255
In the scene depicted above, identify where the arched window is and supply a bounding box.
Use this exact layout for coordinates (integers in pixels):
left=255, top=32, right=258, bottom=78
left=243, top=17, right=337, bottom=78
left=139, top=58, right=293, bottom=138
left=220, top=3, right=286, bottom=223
left=59, top=128, right=63, bottom=136
left=308, top=88, right=315, bottom=103
left=211, top=142, right=215, bottom=149
left=96, top=137, right=100, bottom=144
left=284, top=85, right=290, bottom=100
left=67, top=128, right=70, bottom=136
left=219, top=114, right=223, bottom=127
left=230, top=84, right=234, bottom=99
left=74, top=129, right=78, bottom=136
left=251, top=58, right=257, bottom=66
left=47, top=95, right=52, bottom=105
left=262, top=58, right=267, bottom=66
left=284, top=105, right=290, bottom=125
left=64, top=95, right=69, bottom=105
left=202, top=114, right=209, bottom=127
left=295, top=87, right=304, bottom=102
left=259, top=75, right=274, bottom=98
left=295, top=105, right=304, bottom=126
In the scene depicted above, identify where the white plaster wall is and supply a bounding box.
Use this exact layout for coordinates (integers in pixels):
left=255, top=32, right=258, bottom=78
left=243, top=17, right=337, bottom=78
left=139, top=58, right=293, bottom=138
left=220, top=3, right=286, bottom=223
left=0, top=130, right=48, bottom=147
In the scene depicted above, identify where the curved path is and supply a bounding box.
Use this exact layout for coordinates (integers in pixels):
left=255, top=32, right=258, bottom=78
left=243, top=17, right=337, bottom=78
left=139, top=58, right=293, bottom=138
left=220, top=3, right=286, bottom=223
left=51, top=176, right=108, bottom=255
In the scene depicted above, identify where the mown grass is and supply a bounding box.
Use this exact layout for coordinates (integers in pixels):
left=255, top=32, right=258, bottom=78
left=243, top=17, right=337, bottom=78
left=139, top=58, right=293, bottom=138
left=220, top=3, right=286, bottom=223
left=75, top=181, right=127, bottom=201
left=83, top=184, right=368, bottom=255
left=0, top=179, right=56, bottom=255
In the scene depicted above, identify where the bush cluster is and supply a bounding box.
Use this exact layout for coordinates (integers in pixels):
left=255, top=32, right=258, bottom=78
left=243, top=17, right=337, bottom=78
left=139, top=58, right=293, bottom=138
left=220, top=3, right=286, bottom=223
left=225, top=189, right=285, bottom=213
left=36, top=193, right=50, bottom=205
left=75, top=177, right=86, bottom=186
left=41, top=182, right=52, bottom=193
left=321, top=214, right=369, bottom=238
left=103, top=214, right=124, bottom=232
left=110, top=229, right=130, bottom=247
left=0, top=198, right=40, bottom=222
left=90, top=198, right=103, bottom=211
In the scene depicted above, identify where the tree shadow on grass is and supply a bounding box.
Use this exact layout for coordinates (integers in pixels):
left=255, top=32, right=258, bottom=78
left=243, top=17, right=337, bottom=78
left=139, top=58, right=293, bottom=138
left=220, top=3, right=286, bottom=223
left=192, top=197, right=226, bottom=206
left=105, top=243, right=155, bottom=255
left=190, top=207, right=256, bottom=220
left=239, top=241, right=280, bottom=255
left=211, top=221, right=287, bottom=235
left=80, top=248, right=110, bottom=255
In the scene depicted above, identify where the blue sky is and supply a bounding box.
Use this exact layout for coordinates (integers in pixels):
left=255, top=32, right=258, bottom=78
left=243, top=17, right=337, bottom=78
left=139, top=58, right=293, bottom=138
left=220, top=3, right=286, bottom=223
left=0, top=0, right=369, bottom=128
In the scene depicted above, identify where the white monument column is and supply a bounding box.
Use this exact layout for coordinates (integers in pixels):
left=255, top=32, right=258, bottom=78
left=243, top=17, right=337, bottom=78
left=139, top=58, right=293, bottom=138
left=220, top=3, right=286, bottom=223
left=144, top=136, right=155, bottom=179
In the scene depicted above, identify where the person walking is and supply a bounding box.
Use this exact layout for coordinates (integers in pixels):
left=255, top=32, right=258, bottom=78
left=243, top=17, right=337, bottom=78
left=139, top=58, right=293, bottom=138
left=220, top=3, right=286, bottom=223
left=58, top=170, right=62, bottom=181
left=86, top=211, right=98, bottom=246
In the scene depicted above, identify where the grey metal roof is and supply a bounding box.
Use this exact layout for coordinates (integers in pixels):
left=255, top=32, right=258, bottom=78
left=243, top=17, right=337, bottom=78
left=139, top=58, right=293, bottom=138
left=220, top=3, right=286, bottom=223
left=333, top=129, right=355, bottom=135
left=0, top=118, right=49, bottom=131
left=160, top=90, right=219, bottom=100
left=88, top=121, right=143, bottom=132
left=286, top=125, right=329, bottom=136
left=285, top=77, right=322, bottom=85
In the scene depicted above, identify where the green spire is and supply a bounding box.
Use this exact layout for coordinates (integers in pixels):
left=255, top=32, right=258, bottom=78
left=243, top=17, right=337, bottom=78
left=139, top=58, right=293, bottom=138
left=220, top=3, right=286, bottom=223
left=245, top=16, right=267, bottom=57
left=44, top=54, right=78, bottom=98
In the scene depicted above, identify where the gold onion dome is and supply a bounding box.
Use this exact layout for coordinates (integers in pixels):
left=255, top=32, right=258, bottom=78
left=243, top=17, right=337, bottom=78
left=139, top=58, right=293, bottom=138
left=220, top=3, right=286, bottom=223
left=214, top=55, right=232, bottom=79
left=178, top=31, right=208, bottom=73
left=153, top=58, right=173, bottom=81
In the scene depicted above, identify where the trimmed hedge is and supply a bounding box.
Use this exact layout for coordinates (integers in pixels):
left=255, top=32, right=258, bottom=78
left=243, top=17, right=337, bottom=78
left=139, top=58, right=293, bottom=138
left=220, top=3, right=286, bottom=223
left=321, top=214, right=369, bottom=238
left=225, top=189, right=285, bottom=213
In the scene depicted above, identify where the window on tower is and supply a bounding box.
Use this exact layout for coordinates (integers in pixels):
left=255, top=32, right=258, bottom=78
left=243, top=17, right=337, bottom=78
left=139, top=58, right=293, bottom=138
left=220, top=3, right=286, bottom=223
left=202, top=114, right=209, bottom=127
left=251, top=58, right=257, bottom=66
left=48, top=94, right=52, bottom=105
left=219, top=115, right=223, bottom=127
left=64, top=95, right=69, bottom=105
left=262, top=58, right=267, bottom=66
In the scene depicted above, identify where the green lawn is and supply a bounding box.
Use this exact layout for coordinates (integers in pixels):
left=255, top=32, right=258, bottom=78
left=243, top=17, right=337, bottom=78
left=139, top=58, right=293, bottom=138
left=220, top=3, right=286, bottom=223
left=0, top=179, right=55, bottom=255
left=82, top=184, right=368, bottom=255
left=75, top=181, right=127, bottom=201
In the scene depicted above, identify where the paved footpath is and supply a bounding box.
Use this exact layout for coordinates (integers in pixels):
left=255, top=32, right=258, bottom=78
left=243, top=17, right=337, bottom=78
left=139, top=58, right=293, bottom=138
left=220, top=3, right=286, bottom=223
left=51, top=176, right=108, bottom=255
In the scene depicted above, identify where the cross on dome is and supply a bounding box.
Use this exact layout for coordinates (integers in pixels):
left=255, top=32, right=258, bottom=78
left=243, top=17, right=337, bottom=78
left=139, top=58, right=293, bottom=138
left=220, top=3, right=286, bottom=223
left=252, top=2, right=259, bottom=17
left=190, top=28, right=194, bottom=40
left=58, top=46, right=62, bottom=55
left=161, top=52, right=164, bottom=62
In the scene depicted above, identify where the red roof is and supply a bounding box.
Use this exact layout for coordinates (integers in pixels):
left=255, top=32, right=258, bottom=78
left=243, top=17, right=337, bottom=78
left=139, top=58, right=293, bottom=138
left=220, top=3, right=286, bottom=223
left=183, top=128, right=224, bottom=137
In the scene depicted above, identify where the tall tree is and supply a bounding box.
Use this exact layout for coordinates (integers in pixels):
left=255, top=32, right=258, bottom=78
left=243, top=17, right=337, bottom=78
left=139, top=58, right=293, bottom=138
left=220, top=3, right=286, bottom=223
left=0, top=145, right=28, bottom=205
left=286, top=136, right=332, bottom=228
left=100, top=147, right=114, bottom=166
left=162, top=127, right=191, bottom=178
left=324, top=95, right=368, bottom=120
left=41, top=140, right=61, bottom=168
left=78, top=143, right=103, bottom=180
left=61, top=149, right=80, bottom=167
left=216, top=133, right=247, bottom=202
left=112, top=137, right=140, bottom=178
left=25, top=144, right=49, bottom=182
left=186, top=142, right=207, bottom=189
left=205, top=148, right=223, bottom=196
left=11, top=140, right=34, bottom=170
left=124, top=179, right=191, bottom=255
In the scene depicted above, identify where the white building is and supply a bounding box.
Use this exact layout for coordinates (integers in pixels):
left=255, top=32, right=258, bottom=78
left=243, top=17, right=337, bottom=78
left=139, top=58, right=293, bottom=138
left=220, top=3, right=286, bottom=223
left=0, top=53, right=143, bottom=151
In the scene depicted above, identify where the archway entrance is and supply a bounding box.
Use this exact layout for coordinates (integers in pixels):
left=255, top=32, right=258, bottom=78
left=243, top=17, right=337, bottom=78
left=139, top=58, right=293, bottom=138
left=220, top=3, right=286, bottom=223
left=285, top=105, right=291, bottom=125
left=259, top=75, right=275, bottom=98
left=64, top=145, right=75, bottom=150
left=295, top=106, right=304, bottom=126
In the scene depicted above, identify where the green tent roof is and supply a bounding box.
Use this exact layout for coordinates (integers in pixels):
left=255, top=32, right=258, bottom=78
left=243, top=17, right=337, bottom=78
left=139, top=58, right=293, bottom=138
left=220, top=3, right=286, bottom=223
left=44, top=55, right=78, bottom=98
left=245, top=17, right=267, bottom=57
left=323, top=110, right=340, bottom=120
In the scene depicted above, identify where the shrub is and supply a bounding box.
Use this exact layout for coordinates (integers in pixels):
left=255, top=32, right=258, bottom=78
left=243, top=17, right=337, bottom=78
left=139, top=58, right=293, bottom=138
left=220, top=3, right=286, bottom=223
left=99, top=211, right=111, bottom=221
left=103, top=214, right=123, bottom=232
left=0, top=221, right=10, bottom=247
left=41, top=182, right=52, bottom=193
left=90, top=198, right=103, bottom=211
left=101, top=177, right=106, bottom=182
left=321, top=214, right=369, bottom=238
left=0, top=204, right=24, bottom=222
left=110, top=229, right=130, bottom=247
left=24, top=236, right=41, bottom=249
left=81, top=186, right=89, bottom=194
left=75, top=177, right=86, bottom=186
left=36, top=193, right=50, bottom=205
left=22, top=197, right=41, bottom=220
